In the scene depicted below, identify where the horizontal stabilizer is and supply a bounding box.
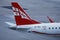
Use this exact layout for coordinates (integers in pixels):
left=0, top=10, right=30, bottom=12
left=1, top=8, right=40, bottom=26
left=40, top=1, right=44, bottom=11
left=5, top=22, right=16, bottom=26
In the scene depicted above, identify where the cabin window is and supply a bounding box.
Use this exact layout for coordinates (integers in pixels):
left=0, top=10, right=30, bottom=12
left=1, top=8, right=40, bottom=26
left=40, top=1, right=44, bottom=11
left=52, top=27, right=54, bottom=29
left=49, top=27, right=50, bottom=29
left=59, top=27, right=60, bottom=29
left=55, top=27, right=57, bottom=29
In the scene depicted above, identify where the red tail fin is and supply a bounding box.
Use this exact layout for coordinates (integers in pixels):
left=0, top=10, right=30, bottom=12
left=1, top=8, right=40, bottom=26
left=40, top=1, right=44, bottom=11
left=47, top=16, right=54, bottom=23
left=11, top=2, right=40, bottom=25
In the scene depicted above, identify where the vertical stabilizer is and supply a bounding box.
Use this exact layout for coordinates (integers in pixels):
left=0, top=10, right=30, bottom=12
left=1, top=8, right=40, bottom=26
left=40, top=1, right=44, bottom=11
left=11, top=2, right=40, bottom=25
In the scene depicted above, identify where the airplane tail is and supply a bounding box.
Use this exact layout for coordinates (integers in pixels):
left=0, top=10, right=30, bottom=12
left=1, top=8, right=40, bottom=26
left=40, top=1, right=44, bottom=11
left=11, top=2, right=40, bottom=25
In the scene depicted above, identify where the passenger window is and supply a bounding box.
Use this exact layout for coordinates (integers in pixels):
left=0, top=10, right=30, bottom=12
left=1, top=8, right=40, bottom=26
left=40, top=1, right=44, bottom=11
left=49, top=27, right=50, bottom=29
left=55, top=27, right=57, bottom=29
left=52, top=27, right=54, bottom=29
left=59, top=27, right=60, bottom=29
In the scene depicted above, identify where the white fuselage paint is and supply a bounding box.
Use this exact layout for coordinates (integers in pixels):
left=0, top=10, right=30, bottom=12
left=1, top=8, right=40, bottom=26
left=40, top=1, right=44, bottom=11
left=16, top=23, right=60, bottom=34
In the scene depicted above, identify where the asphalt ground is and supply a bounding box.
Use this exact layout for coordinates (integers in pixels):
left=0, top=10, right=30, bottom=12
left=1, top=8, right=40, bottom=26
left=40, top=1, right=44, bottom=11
left=0, top=0, right=60, bottom=40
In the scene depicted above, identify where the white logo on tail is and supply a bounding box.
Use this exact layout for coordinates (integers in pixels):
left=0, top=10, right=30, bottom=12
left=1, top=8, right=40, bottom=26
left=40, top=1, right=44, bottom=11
left=12, top=7, right=29, bottom=19
left=12, top=7, right=20, bottom=16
